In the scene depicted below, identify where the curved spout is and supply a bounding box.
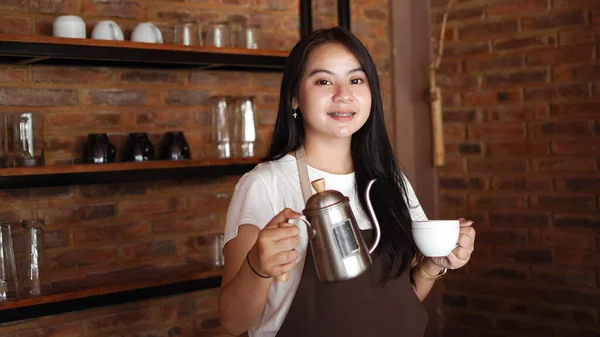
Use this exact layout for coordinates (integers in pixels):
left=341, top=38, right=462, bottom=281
left=365, top=179, right=381, bottom=254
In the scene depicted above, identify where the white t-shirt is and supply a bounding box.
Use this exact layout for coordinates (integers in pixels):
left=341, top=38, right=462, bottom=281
left=223, top=154, right=428, bottom=337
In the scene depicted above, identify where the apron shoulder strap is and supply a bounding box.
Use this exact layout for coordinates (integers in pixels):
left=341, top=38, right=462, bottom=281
left=295, top=145, right=312, bottom=203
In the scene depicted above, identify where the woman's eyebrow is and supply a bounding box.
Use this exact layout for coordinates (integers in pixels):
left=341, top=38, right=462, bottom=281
left=307, top=67, right=364, bottom=77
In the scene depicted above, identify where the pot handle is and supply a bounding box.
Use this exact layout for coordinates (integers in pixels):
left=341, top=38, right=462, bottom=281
left=289, top=217, right=315, bottom=240
left=365, top=179, right=381, bottom=254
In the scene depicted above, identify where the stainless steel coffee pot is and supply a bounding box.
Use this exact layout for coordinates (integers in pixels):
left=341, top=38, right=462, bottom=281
left=295, top=178, right=381, bottom=283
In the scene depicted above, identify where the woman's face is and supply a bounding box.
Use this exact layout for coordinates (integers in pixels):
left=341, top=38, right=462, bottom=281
left=294, top=42, right=372, bottom=141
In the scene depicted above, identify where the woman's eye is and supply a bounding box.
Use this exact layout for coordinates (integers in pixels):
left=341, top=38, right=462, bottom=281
left=350, top=78, right=364, bottom=84
left=317, top=80, right=331, bottom=85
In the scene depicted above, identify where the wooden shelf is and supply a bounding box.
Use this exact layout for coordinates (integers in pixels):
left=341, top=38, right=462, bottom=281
left=0, top=34, right=288, bottom=71
left=0, top=265, right=223, bottom=323
left=0, top=157, right=260, bottom=189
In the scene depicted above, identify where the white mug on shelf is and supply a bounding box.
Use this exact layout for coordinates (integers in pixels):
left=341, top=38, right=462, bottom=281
left=91, top=20, right=124, bottom=41
left=52, top=15, right=86, bottom=39
left=131, top=22, right=163, bottom=44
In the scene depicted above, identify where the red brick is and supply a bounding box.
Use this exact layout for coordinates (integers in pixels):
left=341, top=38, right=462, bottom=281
left=164, top=91, right=210, bottom=106
left=444, top=41, right=490, bottom=57
left=494, top=35, right=555, bottom=51
left=465, top=54, right=523, bottom=72
left=440, top=193, right=467, bottom=208
left=32, top=66, right=113, bottom=84
left=73, top=222, right=151, bottom=245
left=0, top=88, right=78, bottom=106
left=594, top=7, right=600, bottom=23
left=189, top=71, right=251, bottom=87
left=81, top=0, right=146, bottom=19
left=361, top=7, right=387, bottom=21
left=78, top=183, right=147, bottom=198
left=38, top=204, right=116, bottom=224
left=492, top=175, right=554, bottom=191
left=553, top=0, right=600, bottom=8
left=84, top=89, right=153, bottom=106
left=532, top=228, right=596, bottom=249
left=490, top=212, right=551, bottom=228
left=485, top=105, right=549, bottom=121
left=0, top=67, right=27, bottom=83
left=522, top=11, right=586, bottom=31
left=45, top=110, right=120, bottom=128
left=554, top=63, right=600, bottom=82
left=443, top=109, right=477, bottom=123
left=44, top=230, right=68, bottom=248
left=554, top=215, right=600, bottom=229
left=487, top=0, right=548, bottom=16
left=531, top=195, right=596, bottom=212
left=484, top=69, right=548, bottom=87
left=152, top=215, right=217, bottom=234
left=47, top=247, right=117, bottom=269
left=436, top=74, right=478, bottom=90
left=444, top=124, right=466, bottom=139
left=439, top=176, right=486, bottom=190
left=551, top=139, right=600, bottom=155
left=559, top=27, right=600, bottom=45
left=496, top=318, right=557, bottom=335
left=463, top=90, right=521, bottom=106
left=136, top=110, right=195, bottom=127
left=434, top=7, right=484, bottom=23
left=45, top=135, right=86, bottom=153
left=467, top=159, right=528, bottom=173
left=531, top=157, right=597, bottom=172
left=468, top=194, right=528, bottom=209
left=527, top=46, right=594, bottom=66
left=457, top=142, right=482, bottom=154
left=551, top=102, right=600, bottom=118
left=440, top=157, right=466, bottom=174
left=555, top=175, right=600, bottom=192
left=468, top=123, right=525, bottom=139
left=459, top=21, right=518, bottom=40
left=120, top=70, right=183, bottom=84
left=84, top=308, right=156, bottom=332
left=524, top=83, right=591, bottom=101
left=120, top=240, right=182, bottom=262
left=189, top=194, right=231, bottom=215
left=0, top=16, right=32, bottom=34
left=252, top=0, right=296, bottom=11
left=119, top=197, right=186, bottom=215
left=477, top=228, right=529, bottom=246
left=162, top=299, right=198, bottom=321
left=485, top=141, right=549, bottom=156
left=554, top=248, right=596, bottom=267
left=528, top=120, right=594, bottom=137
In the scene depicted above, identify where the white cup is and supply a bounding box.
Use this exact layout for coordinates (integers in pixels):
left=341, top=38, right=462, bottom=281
left=53, top=15, right=86, bottom=39
left=412, top=220, right=460, bottom=257
left=91, top=20, right=124, bottom=41
left=131, top=22, right=163, bottom=44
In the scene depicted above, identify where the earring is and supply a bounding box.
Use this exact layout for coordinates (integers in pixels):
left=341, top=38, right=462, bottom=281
left=292, top=109, right=298, bottom=119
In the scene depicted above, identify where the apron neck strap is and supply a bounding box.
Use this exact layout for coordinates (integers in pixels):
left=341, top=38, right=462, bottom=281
left=295, top=145, right=312, bottom=203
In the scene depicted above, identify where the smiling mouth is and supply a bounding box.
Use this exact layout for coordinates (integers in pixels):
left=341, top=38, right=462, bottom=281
left=327, top=112, right=356, bottom=117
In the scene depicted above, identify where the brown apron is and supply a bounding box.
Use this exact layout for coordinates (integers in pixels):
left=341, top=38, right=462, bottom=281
left=272, top=148, right=428, bottom=337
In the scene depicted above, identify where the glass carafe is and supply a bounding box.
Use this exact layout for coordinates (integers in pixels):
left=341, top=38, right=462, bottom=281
left=211, top=96, right=233, bottom=158
left=233, top=96, right=257, bottom=158
left=11, top=112, right=44, bottom=167
left=0, top=221, right=19, bottom=302
left=20, top=219, right=45, bottom=297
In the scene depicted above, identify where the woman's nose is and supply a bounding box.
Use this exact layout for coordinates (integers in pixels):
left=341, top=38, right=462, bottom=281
left=333, top=83, right=352, bottom=102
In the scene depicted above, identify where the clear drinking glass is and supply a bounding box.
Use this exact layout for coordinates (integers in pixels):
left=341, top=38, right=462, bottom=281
left=211, top=96, right=233, bottom=158
left=11, top=112, right=44, bottom=167
left=174, top=23, right=202, bottom=46
left=207, top=21, right=231, bottom=48
left=0, top=221, right=19, bottom=302
left=20, top=219, right=45, bottom=297
left=244, top=24, right=262, bottom=49
left=233, top=96, right=257, bottom=158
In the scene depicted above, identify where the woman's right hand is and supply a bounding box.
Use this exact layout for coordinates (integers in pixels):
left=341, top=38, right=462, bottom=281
left=248, top=208, right=302, bottom=279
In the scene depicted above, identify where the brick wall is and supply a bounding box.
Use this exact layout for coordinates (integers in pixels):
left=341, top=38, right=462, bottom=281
left=431, top=0, right=600, bottom=336
left=0, top=0, right=391, bottom=336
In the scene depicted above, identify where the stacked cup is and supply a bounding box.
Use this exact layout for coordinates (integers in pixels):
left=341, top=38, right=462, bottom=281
left=411, top=220, right=460, bottom=257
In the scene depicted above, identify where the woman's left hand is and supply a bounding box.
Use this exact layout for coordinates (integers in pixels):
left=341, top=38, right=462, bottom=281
left=429, top=218, right=475, bottom=270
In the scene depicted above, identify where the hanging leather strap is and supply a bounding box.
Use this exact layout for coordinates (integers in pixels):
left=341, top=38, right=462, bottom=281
left=295, top=145, right=312, bottom=203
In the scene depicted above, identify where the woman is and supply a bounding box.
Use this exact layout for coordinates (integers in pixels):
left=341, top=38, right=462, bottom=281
left=218, top=26, right=475, bottom=337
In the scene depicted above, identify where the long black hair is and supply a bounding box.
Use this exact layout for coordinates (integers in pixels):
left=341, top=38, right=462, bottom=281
left=262, top=27, right=418, bottom=286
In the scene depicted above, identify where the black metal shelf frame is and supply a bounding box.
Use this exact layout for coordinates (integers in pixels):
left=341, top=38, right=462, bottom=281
left=0, top=0, right=351, bottom=324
